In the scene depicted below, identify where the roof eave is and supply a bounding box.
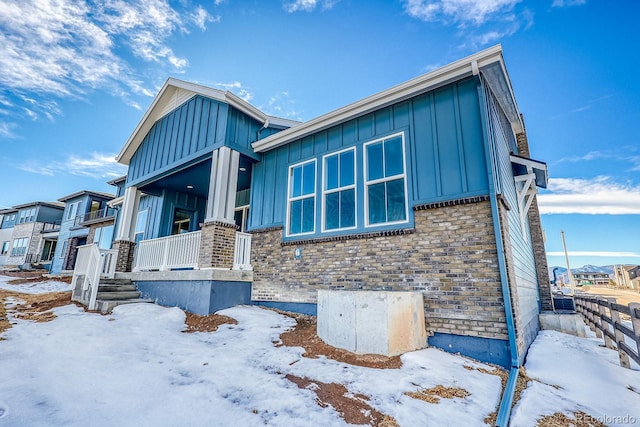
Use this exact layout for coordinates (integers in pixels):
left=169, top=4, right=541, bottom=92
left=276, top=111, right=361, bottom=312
left=252, top=44, right=513, bottom=153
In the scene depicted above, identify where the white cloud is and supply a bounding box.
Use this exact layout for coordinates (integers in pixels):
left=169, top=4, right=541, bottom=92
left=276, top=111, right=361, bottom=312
left=547, top=251, right=640, bottom=258
left=262, top=91, right=302, bottom=121
left=551, top=0, right=586, bottom=7
left=538, top=176, right=640, bottom=215
left=404, top=0, right=521, bottom=26
left=19, top=152, right=127, bottom=179
left=0, top=0, right=216, bottom=128
left=284, top=0, right=337, bottom=13
left=214, top=81, right=254, bottom=103
left=554, top=146, right=640, bottom=173
left=0, top=122, right=18, bottom=139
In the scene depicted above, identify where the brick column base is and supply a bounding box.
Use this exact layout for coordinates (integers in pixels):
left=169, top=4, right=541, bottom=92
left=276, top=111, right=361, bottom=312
left=113, top=240, right=136, bottom=272
left=198, top=221, right=238, bottom=269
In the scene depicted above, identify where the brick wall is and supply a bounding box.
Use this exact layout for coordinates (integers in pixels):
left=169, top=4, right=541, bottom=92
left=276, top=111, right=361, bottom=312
left=113, top=240, right=136, bottom=272
left=251, top=197, right=508, bottom=340
left=198, top=221, right=237, bottom=269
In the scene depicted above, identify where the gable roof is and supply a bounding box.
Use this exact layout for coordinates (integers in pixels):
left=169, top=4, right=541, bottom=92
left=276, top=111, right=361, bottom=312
left=116, top=78, right=301, bottom=165
left=252, top=44, right=522, bottom=153
left=13, top=201, right=65, bottom=210
left=58, top=190, right=115, bottom=202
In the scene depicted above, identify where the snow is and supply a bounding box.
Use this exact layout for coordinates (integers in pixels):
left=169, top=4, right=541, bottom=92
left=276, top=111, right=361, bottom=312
left=0, top=279, right=638, bottom=426
left=0, top=275, right=72, bottom=294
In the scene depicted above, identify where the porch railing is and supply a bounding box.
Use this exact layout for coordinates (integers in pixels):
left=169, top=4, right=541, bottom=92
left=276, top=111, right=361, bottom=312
left=71, top=244, right=118, bottom=310
left=133, top=231, right=201, bottom=272
left=233, top=232, right=252, bottom=270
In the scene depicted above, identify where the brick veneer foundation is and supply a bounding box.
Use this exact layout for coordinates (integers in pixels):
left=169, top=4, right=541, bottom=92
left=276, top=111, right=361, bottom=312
left=250, top=197, right=509, bottom=341
left=198, top=220, right=237, bottom=269
left=113, top=240, right=136, bottom=272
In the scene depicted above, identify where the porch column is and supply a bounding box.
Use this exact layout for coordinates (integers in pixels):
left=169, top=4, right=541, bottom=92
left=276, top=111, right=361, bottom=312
left=199, top=147, right=240, bottom=269
left=113, top=186, right=141, bottom=272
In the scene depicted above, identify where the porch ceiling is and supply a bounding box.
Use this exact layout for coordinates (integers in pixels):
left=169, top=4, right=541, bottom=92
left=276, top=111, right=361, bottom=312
left=139, top=156, right=253, bottom=199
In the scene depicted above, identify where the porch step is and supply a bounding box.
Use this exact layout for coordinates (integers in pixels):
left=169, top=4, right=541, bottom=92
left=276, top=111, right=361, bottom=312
left=98, top=284, right=138, bottom=293
left=96, top=291, right=141, bottom=301
left=95, top=298, right=155, bottom=314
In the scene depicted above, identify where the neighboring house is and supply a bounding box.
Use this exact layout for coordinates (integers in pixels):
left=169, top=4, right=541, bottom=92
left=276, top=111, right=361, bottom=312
left=0, top=208, right=18, bottom=268
left=2, top=202, right=65, bottom=269
left=96, top=45, right=550, bottom=369
left=573, top=271, right=610, bottom=287
left=50, top=191, right=115, bottom=275
left=614, top=265, right=640, bottom=290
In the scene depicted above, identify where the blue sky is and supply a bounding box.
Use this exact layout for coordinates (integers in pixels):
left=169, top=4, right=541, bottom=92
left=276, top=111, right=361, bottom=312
left=0, top=0, right=638, bottom=268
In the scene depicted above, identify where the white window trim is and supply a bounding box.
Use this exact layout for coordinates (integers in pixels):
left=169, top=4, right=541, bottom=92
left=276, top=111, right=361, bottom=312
left=60, top=240, right=68, bottom=258
left=135, top=209, right=149, bottom=242
left=66, top=201, right=80, bottom=221
left=11, top=237, right=29, bottom=257
left=321, top=147, right=357, bottom=232
left=363, top=132, right=410, bottom=228
left=285, top=159, right=317, bottom=237
left=234, top=205, right=250, bottom=233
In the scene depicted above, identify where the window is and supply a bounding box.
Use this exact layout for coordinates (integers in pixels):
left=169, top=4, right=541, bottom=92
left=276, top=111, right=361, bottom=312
left=11, top=238, right=29, bottom=257
left=322, top=148, right=356, bottom=231
left=18, top=208, right=36, bottom=224
left=1, top=241, right=9, bottom=255
left=364, top=133, right=408, bottom=226
left=134, top=210, right=148, bottom=244
left=287, top=160, right=316, bottom=235
left=171, top=209, right=191, bottom=235
left=94, top=225, right=114, bottom=250
left=66, top=202, right=80, bottom=221
left=60, top=240, right=68, bottom=258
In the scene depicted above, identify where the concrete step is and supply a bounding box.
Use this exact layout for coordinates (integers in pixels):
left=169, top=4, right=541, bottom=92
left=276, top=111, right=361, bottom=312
left=95, top=298, right=155, bottom=314
left=98, top=284, right=137, bottom=292
left=99, top=278, right=133, bottom=286
left=96, top=291, right=141, bottom=300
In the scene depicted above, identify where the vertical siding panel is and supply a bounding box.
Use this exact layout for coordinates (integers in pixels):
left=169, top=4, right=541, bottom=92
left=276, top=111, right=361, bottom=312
left=159, top=112, right=174, bottom=170
left=288, top=140, right=301, bottom=162
left=413, top=94, right=439, bottom=200
left=146, top=124, right=160, bottom=177
left=189, top=97, right=203, bottom=155
left=313, top=131, right=327, bottom=155
left=458, top=79, right=488, bottom=192
left=197, top=100, right=211, bottom=151
left=300, top=136, right=313, bottom=159
left=357, top=114, right=373, bottom=141
left=374, top=107, right=392, bottom=135
left=249, top=159, right=265, bottom=230
left=274, top=147, right=289, bottom=224
left=393, top=101, right=410, bottom=128
left=215, top=104, right=228, bottom=146
left=342, top=121, right=356, bottom=145
left=434, top=87, right=463, bottom=196
left=327, top=127, right=342, bottom=150
left=261, top=150, right=277, bottom=225
left=182, top=99, right=195, bottom=158
left=169, top=108, right=183, bottom=163
left=452, top=85, right=469, bottom=193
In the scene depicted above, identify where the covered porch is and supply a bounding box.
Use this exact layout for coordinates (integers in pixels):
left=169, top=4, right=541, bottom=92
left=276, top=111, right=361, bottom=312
left=113, top=146, right=254, bottom=275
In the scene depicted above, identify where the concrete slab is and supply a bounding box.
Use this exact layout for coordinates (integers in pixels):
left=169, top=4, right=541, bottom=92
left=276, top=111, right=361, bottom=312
left=317, top=290, right=427, bottom=357
left=539, top=311, right=587, bottom=338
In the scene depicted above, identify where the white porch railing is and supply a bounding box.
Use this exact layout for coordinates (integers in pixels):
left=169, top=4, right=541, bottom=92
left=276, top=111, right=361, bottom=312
left=133, top=231, right=201, bottom=272
left=71, top=244, right=118, bottom=310
left=233, top=231, right=252, bottom=271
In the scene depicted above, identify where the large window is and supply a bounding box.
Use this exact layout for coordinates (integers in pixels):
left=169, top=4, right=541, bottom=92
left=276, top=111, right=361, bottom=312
left=11, top=238, right=29, bottom=257
left=287, top=160, right=316, bottom=236
left=135, top=210, right=148, bottom=243
left=364, top=133, right=408, bottom=226
left=18, top=208, right=36, bottom=224
left=66, top=201, right=80, bottom=221
left=322, top=148, right=356, bottom=231
left=94, top=225, right=114, bottom=250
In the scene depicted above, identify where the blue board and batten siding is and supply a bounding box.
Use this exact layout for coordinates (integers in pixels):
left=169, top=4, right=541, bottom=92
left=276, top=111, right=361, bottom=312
left=483, top=82, right=540, bottom=362
left=126, top=95, right=264, bottom=189
left=249, top=77, right=489, bottom=234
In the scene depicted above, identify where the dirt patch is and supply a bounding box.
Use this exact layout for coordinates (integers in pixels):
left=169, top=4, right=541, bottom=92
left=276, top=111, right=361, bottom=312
left=405, top=384, right=470, bottom=404
left=536, top=411, right=608, bottom=427
left=286, top=374, right=399, bottom=426
left=183, top=311, right=238, bottom=333
left=278, top=312, right=402, bottom=369
left=581, top=286, right=640, bottom=306
left=0, top=289, right=74, bottom=333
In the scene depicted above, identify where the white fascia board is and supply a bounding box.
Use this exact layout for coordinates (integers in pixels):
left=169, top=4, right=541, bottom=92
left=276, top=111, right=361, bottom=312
left=224, top=91, right=268, bottom=124
left=252, top=45, right=507, bottom=153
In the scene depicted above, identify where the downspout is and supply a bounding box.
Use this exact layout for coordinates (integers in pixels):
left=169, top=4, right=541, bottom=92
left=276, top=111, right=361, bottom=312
left=475, top=74, right=520, bottom=426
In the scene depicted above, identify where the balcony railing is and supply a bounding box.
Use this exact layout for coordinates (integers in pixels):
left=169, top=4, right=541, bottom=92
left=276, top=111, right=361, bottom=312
left=73, top=208, right=116, bottom=227
left=41, top=221, right=61, bottom=233
left=233, top=232, right=252, bottom=270
left=133, top=231, right=202, bottom=272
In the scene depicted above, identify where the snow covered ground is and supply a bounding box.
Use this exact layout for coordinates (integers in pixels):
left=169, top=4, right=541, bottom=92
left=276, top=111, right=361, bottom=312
left=0, top=276, right=72, bottom=294
left=0, top=277, right=638, bottom=426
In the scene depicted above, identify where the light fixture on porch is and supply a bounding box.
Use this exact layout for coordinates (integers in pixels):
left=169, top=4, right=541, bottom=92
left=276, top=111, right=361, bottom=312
left=239, top=167, right=246, bottom=172
left=186, top=185, right=194, bottom=189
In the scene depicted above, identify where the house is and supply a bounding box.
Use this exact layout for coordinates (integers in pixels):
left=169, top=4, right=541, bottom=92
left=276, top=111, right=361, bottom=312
left=0, top=201, right=64, bottom=269
left=573, top=270, right=610, bottom=287
left=0, top=208, right=18, bottom=268
left=614, top=264, right=640, bottom=290
left=86, top=45, right=551, bottom=370
left=49, top=191, right=116, bottom=275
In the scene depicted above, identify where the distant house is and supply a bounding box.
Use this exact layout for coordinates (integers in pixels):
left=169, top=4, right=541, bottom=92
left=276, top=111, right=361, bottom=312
left=614, top=264, right=640, bottom=290
left=49, top=191, right=115, bottom=275
left=0, top=208, right=18, bottom=267
left=0, top=202, right=64, bottom=269
left=573, top=271, right=610, bottom=286
left=79, top=45, right=550, bottom=368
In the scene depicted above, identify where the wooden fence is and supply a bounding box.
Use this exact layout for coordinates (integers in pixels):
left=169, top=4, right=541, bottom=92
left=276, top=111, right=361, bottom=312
left=574, top=294, right=640, bottom=369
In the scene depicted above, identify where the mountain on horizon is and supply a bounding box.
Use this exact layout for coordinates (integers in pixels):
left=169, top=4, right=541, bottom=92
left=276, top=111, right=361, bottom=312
left=547, top=264, right=616, bottom=282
